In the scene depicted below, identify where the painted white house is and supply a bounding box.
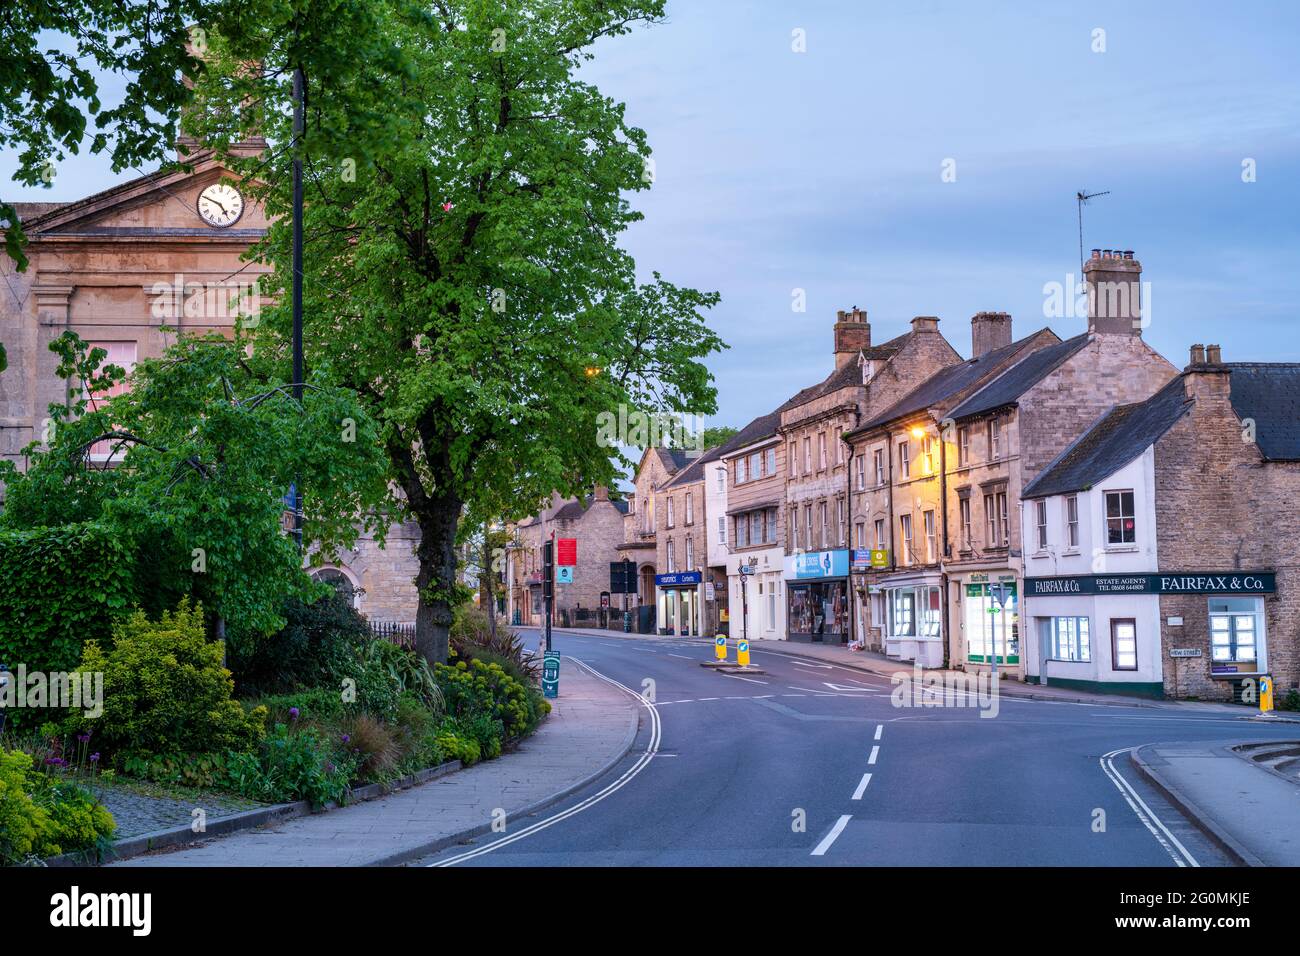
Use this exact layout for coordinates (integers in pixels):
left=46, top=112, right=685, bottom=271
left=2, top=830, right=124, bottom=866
left=1019, top=427, right=1165, bottom=696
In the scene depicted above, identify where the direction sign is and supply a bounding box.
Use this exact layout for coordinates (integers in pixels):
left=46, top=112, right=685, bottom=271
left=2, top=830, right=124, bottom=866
left=542, top=650, right=560, bottom=698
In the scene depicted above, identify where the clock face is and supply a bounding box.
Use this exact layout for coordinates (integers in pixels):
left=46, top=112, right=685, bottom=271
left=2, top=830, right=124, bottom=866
left=196, top=181, right=244, bottom=227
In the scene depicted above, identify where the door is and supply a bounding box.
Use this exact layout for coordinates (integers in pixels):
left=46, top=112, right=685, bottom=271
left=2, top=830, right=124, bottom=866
left=1111, top=619, right=1138, bottom=671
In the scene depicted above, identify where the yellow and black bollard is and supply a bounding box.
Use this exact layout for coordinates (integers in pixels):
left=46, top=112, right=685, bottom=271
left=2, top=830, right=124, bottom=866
left=736, top=639, right=750, bottom=667
left=715, top=634, right=728, bottom=662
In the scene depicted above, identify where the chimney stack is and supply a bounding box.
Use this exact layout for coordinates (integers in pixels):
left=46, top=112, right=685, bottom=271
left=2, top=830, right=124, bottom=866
left=834, top=306, right=871, bottom=369
left=593, top=483, right=610, bottom=502
left=971, top=311, right=1012, bottom=357
left=1183, top=343, right=1230, bottom=404
left=1084, top=248, right=1144, bottom=335
left=910, top=315, right=939, bottom=333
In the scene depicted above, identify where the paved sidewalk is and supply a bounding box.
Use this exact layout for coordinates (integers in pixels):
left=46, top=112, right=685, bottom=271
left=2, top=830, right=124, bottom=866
left=112, top=657, right=639, bottom=867
left=1132, top=740, right=1300, bottom=866
left=550, top=625, right=1255, bottom=715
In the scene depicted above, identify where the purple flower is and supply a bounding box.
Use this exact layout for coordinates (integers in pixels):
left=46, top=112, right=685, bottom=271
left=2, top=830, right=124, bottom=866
left=326, top=761, right=336, bottom=773
left=340, top=734, right=351, bottom=744
left=45, top=757, right=66, bottom=766
left=77, top=732, right=91, bottom=744
left=288, top=707, right=300, bottom=721
left=89, top=753, right=100, bottom=763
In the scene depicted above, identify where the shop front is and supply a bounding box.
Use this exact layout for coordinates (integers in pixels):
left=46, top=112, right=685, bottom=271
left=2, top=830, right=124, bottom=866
left=878, top=572, right=944, bottom=666
left=727, top=548, right=785, bottom=641
left=655, top=571, right=704, bottom=637
left=1023, top=570, right=1276, bottom=699
left=784, top=550, right=850, bottom=644
left=962, top=572, right=1020, bottom=673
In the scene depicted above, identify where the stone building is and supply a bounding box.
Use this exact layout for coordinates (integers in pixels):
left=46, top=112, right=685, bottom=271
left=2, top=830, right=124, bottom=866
left=505, top=488, right=628, bottom=628
left=1022, top=345, right=1300, bottom=700
left=0, top=143, right=425, bottom=625
left=845, top=325, right=1062, bottom=664
left=656, top=447, right=725, bottom=636
left=939, top=252, right=1176, bottom=676
left=613, top=447, right=693, bottom=630
left=779, top=310, right=963, bottom=644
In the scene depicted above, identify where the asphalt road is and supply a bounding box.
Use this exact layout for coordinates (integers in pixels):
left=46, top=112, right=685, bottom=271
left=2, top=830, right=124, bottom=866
left=414, top=630, right=1298, bottom=867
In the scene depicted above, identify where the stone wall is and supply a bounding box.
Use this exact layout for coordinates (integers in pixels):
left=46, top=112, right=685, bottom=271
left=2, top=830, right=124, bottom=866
left=1154, top=368, right=1300, bottom=700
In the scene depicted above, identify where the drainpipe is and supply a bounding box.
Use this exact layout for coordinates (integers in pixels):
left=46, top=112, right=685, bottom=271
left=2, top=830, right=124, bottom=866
left=939, top=424, right=951, bottom=668
left=843, top=409, right=859, bottom=647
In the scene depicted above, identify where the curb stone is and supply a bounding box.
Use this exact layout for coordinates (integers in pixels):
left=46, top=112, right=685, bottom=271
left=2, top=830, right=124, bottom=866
left=373, top=656, right=642, bottom=867
left=45, top=759, right=466, bottom=867
left=1128, top=743, right=1265, bottom=867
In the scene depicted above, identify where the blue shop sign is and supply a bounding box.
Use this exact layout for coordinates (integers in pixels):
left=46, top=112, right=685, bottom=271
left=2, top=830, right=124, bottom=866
left=655, top=571, right=702, bottom=587
left=784, top=550, right=849, bottom=580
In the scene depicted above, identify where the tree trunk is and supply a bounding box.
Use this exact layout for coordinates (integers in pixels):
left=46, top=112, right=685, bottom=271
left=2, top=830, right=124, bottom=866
left=413, top=489, right=461, bottom=665
left=483, top=519, right=498, bottom=641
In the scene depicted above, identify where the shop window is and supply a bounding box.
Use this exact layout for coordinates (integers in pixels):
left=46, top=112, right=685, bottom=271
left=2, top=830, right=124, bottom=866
left=1041, top=616, right=1090, bottom=662
left=1209, top=597, right=1263, bottom=665
left=889, top=588, right=915, bottom=637
left=790, top=581, right=848, bottom=637
left=1111, top=619, right=1138, bottom=670
left=1105, top=490, right=1136, bottom=545
left=965, top=582, right=1019, bottom=664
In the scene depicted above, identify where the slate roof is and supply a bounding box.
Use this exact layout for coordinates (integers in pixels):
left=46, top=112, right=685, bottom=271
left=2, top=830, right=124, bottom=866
left=778, top=331, right=912, bottom=411
left=1226, top=363, right=1300, bottom=461
left=718, top=408, right=784, bottom=456
left=852, top=330, right=1059, bottom=435
left=1022, top=376, right=1192, bottom=499
left=947, top=333, right=1090, bottom=420
left=551, top=495, right=629, bottom=521
left=664, top=444, right=726, bottom=489
left=655, top=447, right=693, bottom=473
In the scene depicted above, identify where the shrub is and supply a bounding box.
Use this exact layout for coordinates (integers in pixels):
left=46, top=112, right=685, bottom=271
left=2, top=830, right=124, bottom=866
left=227, top=589, right=370, bottom=697
left=435, top=658, right=545, bottom=740
left=361, top=639, right=443, bottom=712
left=251, top=687, right=349, bottom=726
left=0, top=749, right=115, bottom=864
left=221, top=724, right=355, bottom=809
left=433, top=725, right=482, bottom=766
left=391, top=693, right=445, bottom=772
left=0, top=523, right=135, bottom=729
left=341, top=714, right=400, bottom=782
left=63, top=600, right=266, bottom=767
left=450, top=606, right=539, bottom=684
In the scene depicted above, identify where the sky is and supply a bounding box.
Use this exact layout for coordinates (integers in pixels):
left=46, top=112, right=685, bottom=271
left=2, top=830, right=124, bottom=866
left=5, top=0, right=1299, bottom=436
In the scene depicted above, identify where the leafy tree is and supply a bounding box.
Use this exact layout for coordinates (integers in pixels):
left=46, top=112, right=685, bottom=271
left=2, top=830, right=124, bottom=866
left=1, top=331, right=392, bottom=638
left=185, top=0, right=726, bottom=664
left=698, top=426, right=739, bottom=449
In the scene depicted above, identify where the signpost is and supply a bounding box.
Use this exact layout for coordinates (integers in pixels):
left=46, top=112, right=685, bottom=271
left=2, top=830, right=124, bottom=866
left=739, top=563, right=754, bottom=645
left=542, top=538, right=554, bottom=653
left=987, top=582, right=1010, bottom=680
left=542, top=650, right=560, bottom=699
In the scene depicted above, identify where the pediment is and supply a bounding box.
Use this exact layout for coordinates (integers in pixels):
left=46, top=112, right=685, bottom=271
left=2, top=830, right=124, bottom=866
left=26, top=154, right=269, bottom=238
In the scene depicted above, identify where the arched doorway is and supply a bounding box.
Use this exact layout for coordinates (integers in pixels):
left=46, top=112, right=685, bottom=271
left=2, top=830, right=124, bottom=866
left=311, top=567, right=361, bottom=609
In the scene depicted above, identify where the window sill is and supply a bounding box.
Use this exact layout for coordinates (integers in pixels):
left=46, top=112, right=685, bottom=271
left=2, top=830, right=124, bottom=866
left=1105, top=545, right=1139, bottom=554
left=1061, top=548, right=1081, bottom=556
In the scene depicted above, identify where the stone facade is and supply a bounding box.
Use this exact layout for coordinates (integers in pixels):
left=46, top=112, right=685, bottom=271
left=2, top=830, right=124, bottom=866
left=0, top=148, right=424, bottom=625
left=506, top=489, right=629, bottom=628
left=1154, top=357, right=1300, bottom=700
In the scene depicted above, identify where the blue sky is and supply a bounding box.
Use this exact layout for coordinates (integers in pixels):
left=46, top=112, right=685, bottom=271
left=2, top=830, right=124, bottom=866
left=6, top=1, right=1299, bottom=434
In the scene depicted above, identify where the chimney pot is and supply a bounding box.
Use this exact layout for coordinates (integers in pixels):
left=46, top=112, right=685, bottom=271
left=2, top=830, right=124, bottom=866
left=1091, top=248, right=1101, bottom=259
left=1206, top=344, right=1222, bottom=365
left=1189, top=343, right=1206, bottom=365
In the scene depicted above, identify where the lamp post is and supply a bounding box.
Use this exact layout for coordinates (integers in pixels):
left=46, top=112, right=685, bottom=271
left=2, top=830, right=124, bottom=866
left=290, top=65, right=306, bottom=551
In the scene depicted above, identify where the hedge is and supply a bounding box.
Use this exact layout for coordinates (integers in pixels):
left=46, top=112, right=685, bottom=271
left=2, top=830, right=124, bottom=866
left=0, top=523, right=135, bottom=678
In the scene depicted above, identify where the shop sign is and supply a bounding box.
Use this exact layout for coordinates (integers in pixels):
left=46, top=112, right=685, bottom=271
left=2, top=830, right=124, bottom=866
left=1024, top=572, right=1275, bottom=597
left=784, top=550, right=849, bottom=580
left=851, top=548, right=873, bottom=570
left=655, top=571, right=702, bottom=587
